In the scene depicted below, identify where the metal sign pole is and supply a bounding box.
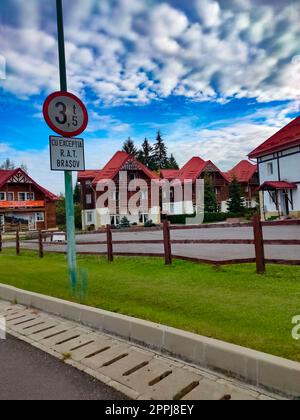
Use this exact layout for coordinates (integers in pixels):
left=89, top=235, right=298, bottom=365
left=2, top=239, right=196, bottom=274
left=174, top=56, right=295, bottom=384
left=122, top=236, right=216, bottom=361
left=56, top=0, right=77, bottom=289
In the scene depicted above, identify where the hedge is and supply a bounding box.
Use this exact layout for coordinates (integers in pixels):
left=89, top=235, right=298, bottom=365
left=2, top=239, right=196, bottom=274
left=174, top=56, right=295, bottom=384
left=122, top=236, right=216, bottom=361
left=167, top=210, right=257, bottom=225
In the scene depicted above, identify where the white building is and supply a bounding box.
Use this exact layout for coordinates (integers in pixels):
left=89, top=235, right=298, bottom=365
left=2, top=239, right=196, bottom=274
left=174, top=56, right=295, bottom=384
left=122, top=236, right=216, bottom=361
left=249, top=116, right=300, bottom=220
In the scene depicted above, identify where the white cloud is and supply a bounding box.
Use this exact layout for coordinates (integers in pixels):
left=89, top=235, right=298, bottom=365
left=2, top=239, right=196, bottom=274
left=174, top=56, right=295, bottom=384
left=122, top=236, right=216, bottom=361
left=1, top=0, right=300, bottom=106
left=163, top=105, right=296, bottom=170
left=195, top=0, right=221, bottom=28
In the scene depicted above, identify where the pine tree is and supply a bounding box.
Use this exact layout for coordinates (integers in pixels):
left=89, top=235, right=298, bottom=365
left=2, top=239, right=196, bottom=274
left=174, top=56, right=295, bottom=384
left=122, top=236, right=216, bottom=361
left=204, top=173, right=218, bottom=213
left=137, top=138, right=154, bottom=169
left=119, top=216, right=131, bottom=228
left=0, top=158, right=15, bottom=170
left=122, top=137, right=138, bottom=156
left=152, top=131, right=168, bottom=170
left=227, top=176, right=246, bottom=214
left=166, top=154, right=179, bottom=170
left=73, top=183, right=81, bottom=204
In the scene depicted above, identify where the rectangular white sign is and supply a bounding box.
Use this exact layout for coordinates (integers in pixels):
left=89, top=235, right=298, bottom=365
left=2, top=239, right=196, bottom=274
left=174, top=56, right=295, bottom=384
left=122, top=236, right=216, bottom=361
left=50, top=136, right=85, bottom=172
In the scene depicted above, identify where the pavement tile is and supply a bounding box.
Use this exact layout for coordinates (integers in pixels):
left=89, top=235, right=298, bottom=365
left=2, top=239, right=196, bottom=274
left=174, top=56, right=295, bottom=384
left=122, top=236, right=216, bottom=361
left=142, top=367, right=202, bottom=400
left=99, top=349, right=154, bottom=386
left=82, top=345, right=130, bottom=371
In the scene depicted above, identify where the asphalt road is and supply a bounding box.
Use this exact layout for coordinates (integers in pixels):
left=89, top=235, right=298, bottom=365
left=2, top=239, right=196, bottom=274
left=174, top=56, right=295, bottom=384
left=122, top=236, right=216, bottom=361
left=9, top=225, right=300, bottom=262
left=0, top=335, right=127, bottom=400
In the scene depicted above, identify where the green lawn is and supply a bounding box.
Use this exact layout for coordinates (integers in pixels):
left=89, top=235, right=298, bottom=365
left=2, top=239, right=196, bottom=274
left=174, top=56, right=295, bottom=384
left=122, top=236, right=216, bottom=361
left=0, top=249, right=300, bottom=362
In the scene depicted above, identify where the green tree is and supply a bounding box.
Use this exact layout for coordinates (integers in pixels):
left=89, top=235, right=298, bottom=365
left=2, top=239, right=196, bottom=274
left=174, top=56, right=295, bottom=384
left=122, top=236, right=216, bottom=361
left=73, top=182, right=81, bottom=204
left=122, top=137, right=138, bottom=156
left=56, top=195, right=66, bottom=229
left=137, top=138, right=154, bottom=169
left=204, top=174, right=218, bottom=213
left=56, top=194, right=82, bottom=230
left=166, top=154, right=179, bottom=170
left=227, top=176, right=246, bottom=214
left=152, top=131, right=169, bottom=170
left=0, top=158, right=15, bottom=170
left=74, top=203, right=82, bottom=230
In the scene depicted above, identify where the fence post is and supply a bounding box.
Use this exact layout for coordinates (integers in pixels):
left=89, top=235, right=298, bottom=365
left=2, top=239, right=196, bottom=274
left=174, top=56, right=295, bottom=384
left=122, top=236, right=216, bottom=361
left=106, top=225, right=114, bottom=262
left=38, top=230, right=44, bottom=258
left=16, top=227, right=20, bottom=256
left=253, top=214, right=266, bottom=274
left=163, top=219, right=172, bottom=265
left=0, top=231, right=2, bottom=253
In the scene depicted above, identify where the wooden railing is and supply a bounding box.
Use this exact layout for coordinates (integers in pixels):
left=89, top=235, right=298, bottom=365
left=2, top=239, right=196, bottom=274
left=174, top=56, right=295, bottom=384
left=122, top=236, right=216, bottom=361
left=2, top=218, right=299, bottom=273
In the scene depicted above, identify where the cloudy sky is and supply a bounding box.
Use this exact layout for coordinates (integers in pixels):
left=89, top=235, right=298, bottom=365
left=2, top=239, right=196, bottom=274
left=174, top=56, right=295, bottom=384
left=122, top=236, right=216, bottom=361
left=0, top=0, right=300, bottom=193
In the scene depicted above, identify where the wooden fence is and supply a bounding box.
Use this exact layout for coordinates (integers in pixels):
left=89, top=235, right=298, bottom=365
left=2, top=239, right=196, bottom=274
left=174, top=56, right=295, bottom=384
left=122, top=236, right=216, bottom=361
left=1, top=218, right=300, bottom=274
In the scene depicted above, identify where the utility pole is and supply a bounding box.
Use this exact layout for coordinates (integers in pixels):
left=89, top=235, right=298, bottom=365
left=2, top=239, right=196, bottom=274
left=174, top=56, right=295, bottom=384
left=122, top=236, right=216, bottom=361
left=56, top=0, right=77, bottom=289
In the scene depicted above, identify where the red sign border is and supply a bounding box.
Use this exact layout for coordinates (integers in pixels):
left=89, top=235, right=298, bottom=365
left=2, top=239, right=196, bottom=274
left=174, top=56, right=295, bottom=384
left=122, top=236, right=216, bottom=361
left=43, top=91, right=88, bottom=137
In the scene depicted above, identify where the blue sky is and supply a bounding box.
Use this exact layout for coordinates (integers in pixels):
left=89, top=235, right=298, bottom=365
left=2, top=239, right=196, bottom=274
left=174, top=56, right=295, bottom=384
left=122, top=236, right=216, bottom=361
left=0, top=0, right=300, bottom=193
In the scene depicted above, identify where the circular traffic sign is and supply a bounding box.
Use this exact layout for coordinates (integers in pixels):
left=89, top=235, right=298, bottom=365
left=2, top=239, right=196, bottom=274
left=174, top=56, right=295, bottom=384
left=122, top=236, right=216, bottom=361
left=43, top=91, right=88, bottom=137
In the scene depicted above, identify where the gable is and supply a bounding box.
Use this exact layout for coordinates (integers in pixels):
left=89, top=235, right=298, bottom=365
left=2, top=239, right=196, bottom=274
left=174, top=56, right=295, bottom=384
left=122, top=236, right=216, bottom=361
left=121, top=160, right=140, bottom=171
left=7, top=170, right=32, bottom=184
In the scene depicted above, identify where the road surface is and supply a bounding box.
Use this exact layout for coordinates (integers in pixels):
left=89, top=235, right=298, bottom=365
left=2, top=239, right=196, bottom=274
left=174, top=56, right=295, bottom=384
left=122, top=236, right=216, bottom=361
left=6, top=225, right=300, bottom=262
left=0, top=335, right=127, bottom=400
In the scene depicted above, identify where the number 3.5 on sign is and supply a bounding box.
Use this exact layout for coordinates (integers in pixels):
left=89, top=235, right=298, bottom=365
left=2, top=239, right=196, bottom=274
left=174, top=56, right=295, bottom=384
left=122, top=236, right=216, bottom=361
left=43, top=91, right=88, bottom=138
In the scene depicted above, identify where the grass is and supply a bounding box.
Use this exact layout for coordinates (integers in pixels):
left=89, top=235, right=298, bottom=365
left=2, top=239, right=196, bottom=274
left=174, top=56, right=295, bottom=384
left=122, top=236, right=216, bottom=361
left=0, top=249, right=300, bottom=362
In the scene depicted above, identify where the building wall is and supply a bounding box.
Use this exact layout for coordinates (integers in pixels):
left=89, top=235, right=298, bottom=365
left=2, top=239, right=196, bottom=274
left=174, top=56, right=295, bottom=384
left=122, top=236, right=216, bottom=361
left=258, top=147, right=300, bottom=217
left=81, top=169, right=161, bottom=230
left=0, top=183, right=57, bottom=231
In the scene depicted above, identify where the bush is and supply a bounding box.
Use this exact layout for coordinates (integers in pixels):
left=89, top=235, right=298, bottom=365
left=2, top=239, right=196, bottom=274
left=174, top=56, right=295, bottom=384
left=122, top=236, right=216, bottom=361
left=118, top=217, right=131, bottom=229
left=166, top=214, right=195, bottom=225
left=167, top=210, right=257, bottom=225
left=144, top=220, right=156, bottom=228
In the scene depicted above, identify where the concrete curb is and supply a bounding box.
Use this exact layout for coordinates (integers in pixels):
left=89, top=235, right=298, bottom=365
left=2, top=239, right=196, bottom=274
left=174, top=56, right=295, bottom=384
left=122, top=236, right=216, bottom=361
left=0, top=283, right=299, bottom=398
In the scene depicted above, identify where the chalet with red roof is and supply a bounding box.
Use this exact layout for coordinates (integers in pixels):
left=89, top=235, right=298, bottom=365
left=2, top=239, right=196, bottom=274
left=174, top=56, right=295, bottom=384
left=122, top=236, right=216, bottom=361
left=0, top=168, right=58, bottom=231
left=161, top=157, right=229, bottom=214
left=249, top=116, right=300, bottom=219
left=225, top=160, right=259, bottom=209
left=78, top=151, right=160, bottom=229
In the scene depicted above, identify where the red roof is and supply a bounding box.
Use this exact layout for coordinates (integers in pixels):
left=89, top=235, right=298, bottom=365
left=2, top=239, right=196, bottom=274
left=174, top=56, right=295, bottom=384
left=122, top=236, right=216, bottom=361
left=93, top=151, right=159, bottom=185
left=225, top=160, right=258, bottom=183
left=249, top=116, right=300, bottom=158
left=160, top=169, right=180, bottom=180
left=177, top=157, right=227, bottom=183
left=78, top=170, right=101, bottom=181
left=258, top=181, right=298, bottom=191
left=0, top=169, right=58, bottom=201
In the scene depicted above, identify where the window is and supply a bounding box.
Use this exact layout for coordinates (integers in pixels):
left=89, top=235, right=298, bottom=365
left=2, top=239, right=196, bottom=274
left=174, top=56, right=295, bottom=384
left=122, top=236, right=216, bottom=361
left=269, top=192, right=277, bottom=205
left=112, top=191, right=119, bottom=202
left=139, top=214, right=149, bottom=224
left=18, top=192, right=35, bottom=201
left=140, top=190, right=148, bottom=200
left=0, top=192, right=5, bottom=201
left=267, top=163, right=274, bottom=176
left=7, top=192, right=14, bottom=201
left=0, top=214, right=4, bottom=226
left=110, top=215, right=120, bottom=226
left=245, top=200, right=252, bottom=209
left=129, top=173, right=137, bottom=181
left=86, top=211, right=94, bottom=224
left=36, top=212, right=44, bottom=222
left=86, top=194, right=92, bottom=205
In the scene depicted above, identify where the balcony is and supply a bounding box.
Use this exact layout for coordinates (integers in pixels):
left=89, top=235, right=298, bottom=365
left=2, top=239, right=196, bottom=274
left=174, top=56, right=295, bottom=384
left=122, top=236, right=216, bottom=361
left=0, top=201, right=45, bottom=209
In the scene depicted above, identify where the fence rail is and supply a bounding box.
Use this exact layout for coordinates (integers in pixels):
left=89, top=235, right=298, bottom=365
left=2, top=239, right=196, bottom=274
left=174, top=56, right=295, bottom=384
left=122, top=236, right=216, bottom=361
left=1, top=219, right=300, bottom=272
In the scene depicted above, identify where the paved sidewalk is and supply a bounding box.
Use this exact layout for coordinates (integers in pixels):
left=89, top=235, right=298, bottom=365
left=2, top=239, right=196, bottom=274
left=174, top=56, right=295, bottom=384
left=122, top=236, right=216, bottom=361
left=0, top=300, right=279, bottom=400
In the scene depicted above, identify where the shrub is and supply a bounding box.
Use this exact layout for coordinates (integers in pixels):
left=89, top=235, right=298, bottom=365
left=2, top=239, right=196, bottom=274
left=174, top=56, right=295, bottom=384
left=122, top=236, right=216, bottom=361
left=144, top=220, right=156, bottom=228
